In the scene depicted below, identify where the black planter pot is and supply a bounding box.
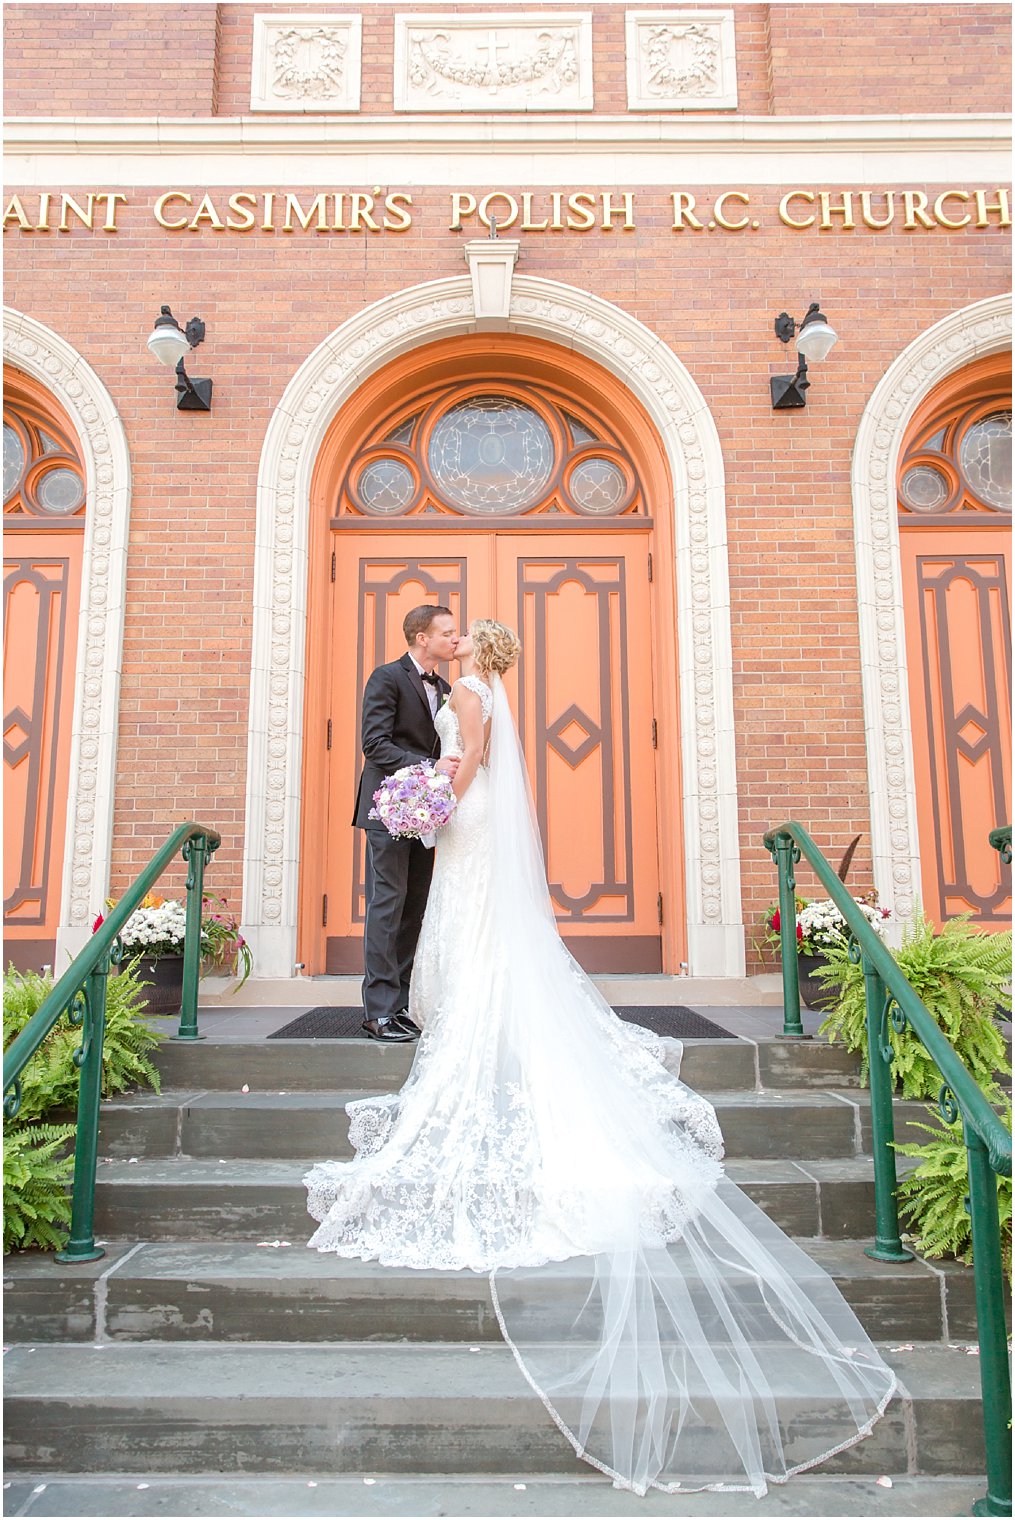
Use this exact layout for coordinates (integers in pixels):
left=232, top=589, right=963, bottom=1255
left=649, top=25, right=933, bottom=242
left=129, top=952, right=185, bottom=1016
left=797, top=952, right=837, bottom=1011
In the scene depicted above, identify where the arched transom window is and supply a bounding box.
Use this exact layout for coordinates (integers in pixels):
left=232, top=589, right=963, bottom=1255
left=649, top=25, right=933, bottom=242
left=898, top=387, right=1012, bottom=522
left=336, top=382, right=644, bottom=523
left=4, top=399, right=85, bottom=527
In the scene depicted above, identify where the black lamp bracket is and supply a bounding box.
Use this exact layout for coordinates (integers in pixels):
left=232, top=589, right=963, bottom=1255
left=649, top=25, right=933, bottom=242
left=774, top=302, right=823, bottom=344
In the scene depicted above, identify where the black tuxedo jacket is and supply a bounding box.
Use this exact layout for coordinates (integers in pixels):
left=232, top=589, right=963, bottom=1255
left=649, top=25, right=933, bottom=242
left=353, top=653, right=452, bottom=828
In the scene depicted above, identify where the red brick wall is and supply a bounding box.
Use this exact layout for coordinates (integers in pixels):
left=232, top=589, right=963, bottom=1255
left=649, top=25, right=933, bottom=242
left=769, top=4, right=1012, bottom=114
left=3, top=4, right=219, bottom=117
left=8, top=3, right=1008, bottom=120
left=3, top=184, right=1008, bottom=948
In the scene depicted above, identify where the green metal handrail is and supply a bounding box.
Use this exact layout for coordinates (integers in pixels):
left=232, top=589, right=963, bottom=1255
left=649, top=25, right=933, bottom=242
left=3, top=822, right=221, bottom=1264
left=989, top=824, right=1012, bottom=866
left=764, top=820, right=1012, bottom=1518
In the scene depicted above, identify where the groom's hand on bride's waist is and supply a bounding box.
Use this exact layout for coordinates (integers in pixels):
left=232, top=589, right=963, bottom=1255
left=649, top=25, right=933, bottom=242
left=435, top=758, right=460, bottom=778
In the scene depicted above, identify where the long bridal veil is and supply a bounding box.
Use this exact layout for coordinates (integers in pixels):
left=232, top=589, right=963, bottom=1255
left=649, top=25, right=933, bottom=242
left=484, top=674, right=897, bottom=1496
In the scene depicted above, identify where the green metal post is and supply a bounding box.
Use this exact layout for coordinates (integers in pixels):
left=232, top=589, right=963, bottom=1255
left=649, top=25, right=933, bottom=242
left=55, top=961, right=108, bottom=1264
left=862, top=956, right=913, bottom=1264
left=175, top=834, right=207, bottom=1041
left=773, top=833, right=807, bottom=1039
left=966, top=1126, right=1012, bottom=1518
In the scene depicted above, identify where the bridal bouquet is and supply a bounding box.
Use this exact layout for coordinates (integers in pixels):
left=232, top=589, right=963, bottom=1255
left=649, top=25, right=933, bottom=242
left=369, top=762, right=457, bottom=848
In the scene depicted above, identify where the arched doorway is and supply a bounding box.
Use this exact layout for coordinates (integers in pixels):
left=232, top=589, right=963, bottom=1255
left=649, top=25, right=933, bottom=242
left=298, top=334, right=680, bottom=975
left=896, top=352, right=1012, bottom=926
left=3, top=368, right=87, bottom=971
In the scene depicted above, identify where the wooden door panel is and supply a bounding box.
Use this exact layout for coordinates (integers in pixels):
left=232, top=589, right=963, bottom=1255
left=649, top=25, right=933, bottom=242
left=901, top=531, right=1012, bottom=925
left=501, top=537, right=660, bottom=970
left=3, top=542, right=82, bottom=968
left=325, top=539, right=492, bottom=972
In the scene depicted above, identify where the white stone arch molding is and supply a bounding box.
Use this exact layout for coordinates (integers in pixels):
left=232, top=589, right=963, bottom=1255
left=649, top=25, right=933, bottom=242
left=244, top=274, right=744, bottom=978
left=3, top=306, right=132, bottom=964
left=852, top=292, right=1012, bottom=941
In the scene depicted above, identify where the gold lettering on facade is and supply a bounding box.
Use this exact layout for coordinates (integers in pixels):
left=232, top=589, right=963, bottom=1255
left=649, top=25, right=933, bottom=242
left=2, top=195, right=32, bottom=230
left=349, top=191, right=381, bottom=232
left=713, top=191, right=750, bottom=231
left=902, top=190, right=935, bottom=230
left=226, top=193, right=258, bottom=231
left=153, top=192, right=192, bottom=230
left=383, top=192, right=413, bottom=231
left=974, top=189, right=1011, bottom=227
left=283, top=192, right=330, bottom=233
left=670, top=192, right=703, bottom=231
left=59, top=193, right=97, bottom=231
left=859, top=191, right=895, bottom=229
left=449, top=192, right=477, bottom=231
left=818, top=191, right=855, bottom=230
left=779, top=191, right=815, bottom=228
left=520, top=192, right=549, bottom=232
left=933, top=190, right=971, bottom=229
left=600, top=192, right=635, bottom=230
left=478, top=192, right=519, bottom=229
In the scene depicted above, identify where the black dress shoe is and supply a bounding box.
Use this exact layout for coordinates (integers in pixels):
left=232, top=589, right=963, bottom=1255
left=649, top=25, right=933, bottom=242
left=392, top=1010, right=421, bottom=1037
left=361, top=1017, right=413, bottom=1042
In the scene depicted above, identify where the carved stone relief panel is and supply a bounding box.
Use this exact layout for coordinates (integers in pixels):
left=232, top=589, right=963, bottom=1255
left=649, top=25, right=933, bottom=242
left=625, top=10, right=737, bottom=110
left=251, top=14, right=362, bottom=112
left=394, top=12, right=594, bottom=111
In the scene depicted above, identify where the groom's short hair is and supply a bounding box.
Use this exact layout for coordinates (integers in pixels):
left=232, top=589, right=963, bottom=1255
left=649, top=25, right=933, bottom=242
left=403, top=604, right=453, bottom=645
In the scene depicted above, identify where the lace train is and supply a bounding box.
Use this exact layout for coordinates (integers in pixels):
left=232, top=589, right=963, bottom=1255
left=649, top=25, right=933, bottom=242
left=305, top=674, right=896, bottom=1494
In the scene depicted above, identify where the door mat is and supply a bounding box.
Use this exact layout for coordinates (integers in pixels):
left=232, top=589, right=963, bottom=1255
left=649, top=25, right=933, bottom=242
left=268, top=1005, right=739, bottom=1040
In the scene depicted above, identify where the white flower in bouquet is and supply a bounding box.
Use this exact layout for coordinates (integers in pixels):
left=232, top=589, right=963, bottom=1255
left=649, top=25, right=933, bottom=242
left=798, top=896, right=890, bottom=955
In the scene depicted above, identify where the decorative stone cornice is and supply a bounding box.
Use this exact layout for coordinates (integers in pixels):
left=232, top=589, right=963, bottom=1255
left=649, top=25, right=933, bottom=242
left=244, top=274, right=744, bottom=977
left=852, top=293, right=1012, bottom=937
left=4, top=113, right=1008, bottom=187
left=2, top=307, right=131, bottom=958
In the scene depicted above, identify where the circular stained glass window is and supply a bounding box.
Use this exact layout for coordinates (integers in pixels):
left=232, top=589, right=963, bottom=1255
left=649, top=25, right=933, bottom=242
left=4, top=423, right=25, bottom=501
left=36, top=467, right=85, bottom=515
left=959, top=410, right=1012, bottom=510
left=356, top=458, right=416, bottom=514
left=569, top=457, right=628, bottom=514
left=428, top=396, right=554, bottom=514
left=900, top=465, right=950, bottom=513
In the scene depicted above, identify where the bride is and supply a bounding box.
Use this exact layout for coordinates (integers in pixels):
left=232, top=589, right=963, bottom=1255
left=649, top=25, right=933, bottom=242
left=305, top=619, right=897, bottom=1497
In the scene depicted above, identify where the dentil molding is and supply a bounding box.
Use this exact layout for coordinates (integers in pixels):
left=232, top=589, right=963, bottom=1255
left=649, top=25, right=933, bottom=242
left=2, top=307, right=131, bottom=963
left=852, top=293, right=1012, bottom=939
left=244, top=274, right=744, bottom=977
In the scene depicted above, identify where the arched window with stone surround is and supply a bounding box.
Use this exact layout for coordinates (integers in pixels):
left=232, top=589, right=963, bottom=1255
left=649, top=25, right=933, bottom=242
left=3, top=367, right=87, bottom=970
left=896, top=352, right=1012, bottom=926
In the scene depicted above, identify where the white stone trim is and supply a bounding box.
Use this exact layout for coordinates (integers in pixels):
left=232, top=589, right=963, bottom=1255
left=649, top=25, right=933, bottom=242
left=5, top=113, right=1008, bottom=186
left=463, top=237, right=520, bottom=323
left=852, top=293, right=1012, bottom=941
left=243, top=275, right=744, bottom=977
left=394, top=12, right=594, bottom=111
left=625, top=10, right=737, bottom=111
left=251, top=14, right=362, bottom=113
left=3, top=306, right=131, bottom=965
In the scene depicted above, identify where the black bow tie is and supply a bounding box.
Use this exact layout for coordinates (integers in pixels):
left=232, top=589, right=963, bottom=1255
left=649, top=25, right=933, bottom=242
left=421, top=669, right=441, bottom=687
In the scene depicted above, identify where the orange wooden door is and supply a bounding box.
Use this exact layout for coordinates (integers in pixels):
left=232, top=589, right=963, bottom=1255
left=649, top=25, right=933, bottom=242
left=900, top=529, right=1012, bottom=925
left=498, top=535, right=661, bottom=969
left=318, top=531, right=661, bottom=974
left=3, top=534, right=83, bottom=968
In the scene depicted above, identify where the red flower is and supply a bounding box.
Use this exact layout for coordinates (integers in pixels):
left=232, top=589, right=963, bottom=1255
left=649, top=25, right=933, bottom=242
left=796, top=923, right=804, bottom=941
left=92, top=912, right=104, bottom=934
left=771, top=908, right=780, bottom=932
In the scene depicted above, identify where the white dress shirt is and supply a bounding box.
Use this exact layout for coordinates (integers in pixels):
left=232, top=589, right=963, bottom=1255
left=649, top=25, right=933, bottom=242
left=409, top=652, right=439, bottom=719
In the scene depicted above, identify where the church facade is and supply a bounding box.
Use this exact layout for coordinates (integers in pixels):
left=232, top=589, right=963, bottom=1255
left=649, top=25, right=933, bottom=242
left=3, top=2, right=1011, bottom=982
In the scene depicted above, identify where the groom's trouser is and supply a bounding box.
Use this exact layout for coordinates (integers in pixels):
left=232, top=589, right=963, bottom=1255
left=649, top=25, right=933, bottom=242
left=361, top=827, right=435, bottom=1023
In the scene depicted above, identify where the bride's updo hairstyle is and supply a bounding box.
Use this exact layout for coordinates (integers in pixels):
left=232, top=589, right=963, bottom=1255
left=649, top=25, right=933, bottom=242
left=470, top=619, right=522, bottom=677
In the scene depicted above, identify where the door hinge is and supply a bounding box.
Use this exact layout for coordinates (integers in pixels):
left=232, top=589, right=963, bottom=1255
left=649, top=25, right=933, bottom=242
left=657, top=892, right=664, bottom=926
left=326, top=718, right=333, bottom=750
left=322, top=894, right=329, bottom=927
left=648, top=552, right=653, bottom=583
left=651, top=718, right=658, bottom=749
left=330, top=550, right=336, bottom=583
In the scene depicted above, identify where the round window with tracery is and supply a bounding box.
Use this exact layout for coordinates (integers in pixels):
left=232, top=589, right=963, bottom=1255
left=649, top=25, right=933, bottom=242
left=959, top=410, right=1011, bottom=511
left=3, top=403, right=85, bottom=523
left=427, top=395, right=555, bottom=515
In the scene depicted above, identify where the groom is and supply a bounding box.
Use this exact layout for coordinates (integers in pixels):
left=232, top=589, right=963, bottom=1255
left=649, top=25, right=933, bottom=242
left=354, top=605, right=459, bottom=1041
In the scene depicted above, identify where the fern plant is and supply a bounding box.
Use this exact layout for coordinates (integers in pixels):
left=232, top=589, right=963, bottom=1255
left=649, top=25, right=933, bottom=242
left=4, top=960, right=163, bottom=1252
left=3, top=1123, right=76, bottom=1251
left=815, top=912, right=1011, bottom=1098
left=896, top=1097, right=1012, bottom=1282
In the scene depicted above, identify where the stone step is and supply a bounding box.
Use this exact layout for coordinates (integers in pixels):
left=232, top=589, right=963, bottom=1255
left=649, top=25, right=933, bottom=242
left=0, top=1472, right=992, bottom=1517
left=151, top=1037, right=862, bottom=1095
left=87, top=1156, right=908, bottom=1241
left=2, top=1239, right=980, bottom=1347
left=94, top=1088, right=912, bottom=1163
left=1, top=1341, right=985, bottom=1479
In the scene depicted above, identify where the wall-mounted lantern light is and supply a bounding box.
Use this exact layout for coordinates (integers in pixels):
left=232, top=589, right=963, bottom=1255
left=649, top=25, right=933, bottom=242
left=145, top=306, right=213, bottom=411
left=770, top=302, right=838, bottom=410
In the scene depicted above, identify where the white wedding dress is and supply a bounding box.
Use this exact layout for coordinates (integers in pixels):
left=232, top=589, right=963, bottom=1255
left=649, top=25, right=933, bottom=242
left=305, top=673, right=897, bottom=1497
